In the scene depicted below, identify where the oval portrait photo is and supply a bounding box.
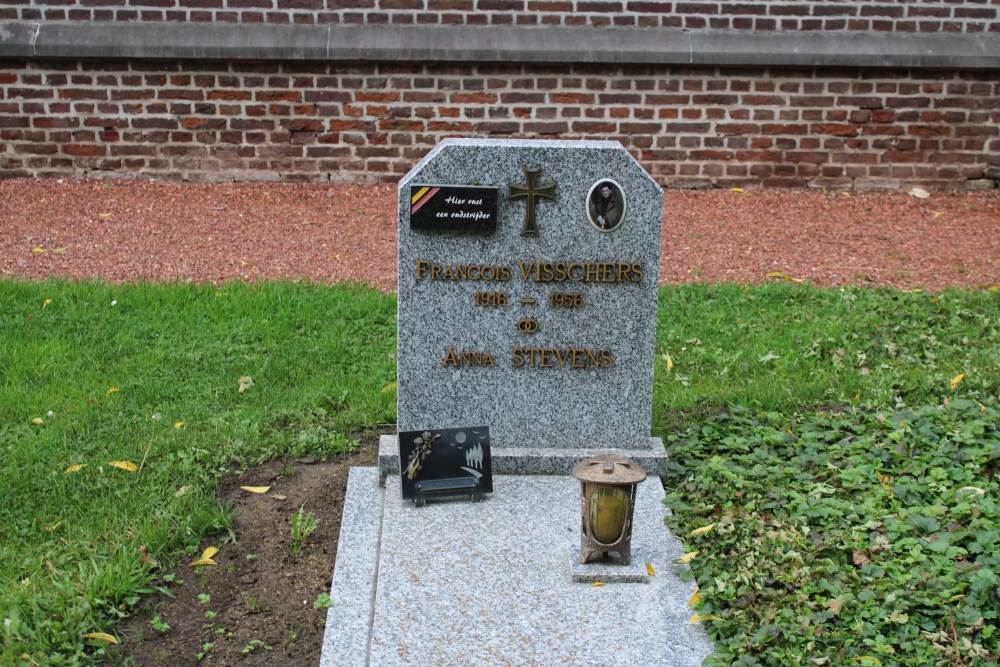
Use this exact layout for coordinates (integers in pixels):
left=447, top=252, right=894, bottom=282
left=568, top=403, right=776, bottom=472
left=586, top=179, right=626, bottom=232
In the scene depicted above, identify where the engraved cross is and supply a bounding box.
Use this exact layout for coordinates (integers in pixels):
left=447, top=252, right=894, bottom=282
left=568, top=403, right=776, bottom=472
left=507, top=166, right=556, bottom=237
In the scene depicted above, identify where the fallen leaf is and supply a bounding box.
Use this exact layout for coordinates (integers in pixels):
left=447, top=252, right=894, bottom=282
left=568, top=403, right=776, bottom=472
left=675, top=551, right=699, bottom=564
left=931, top=210, right=944, bottom=217
left=645, top=562, right=656, bottom=576
left=238, top=376, right=254, bottom=393
left=107, top=387, right=120, bottom=394
left=852, top=550, right=871, bottom=567
left=42, top=299, right=52, bottom=309
left=65, top=464, right=87, bottom=474
left=766, top=271, right=804, bottom=283
left=958, top=486, right=986, bottom=496
left=662, top=352, right=673, bottom=373
left=174, top=485, right=192, bottom=497
left=200, top=547, right=219, bottom=560
left=108, top=460, right=137, bottom=472
left=950, top=373, right=965, bottom=390
left=174, top=421, right=185, bottom=429
left=45, top=521, right=62, bottom=532
left=591, top=582, right=604, bottom=587
left=189, top=558, right=216, bottom=567
left=688, top=587, right=700, bottom=607
left=272, top=494, right=288, bottom=501
left=82, top=632, right=118, bottom=644
left=824, top=598, right=844, bottom=615
left=98, top=213, right=112, bottom=218
left=840, top=191, right=851, bottom=197
left=690, top=614, right=723, bottom=624
left=907, top=187, right=930, bottom=199
left=31, top=417, right=44, bottom=425
left=853, top=658, right=881, bottom=666
left=689, top=523, right=715, bottom=538
left=730, top=187, right=744, bottom=193
left=380, top=382, right=397, bottom=393
left=32, top=247, right=46, bottom=253
left=240, top=486, right=271, bottom=494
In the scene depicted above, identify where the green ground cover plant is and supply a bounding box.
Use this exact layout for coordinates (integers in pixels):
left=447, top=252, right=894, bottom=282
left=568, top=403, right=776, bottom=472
left=0, top=280, right=996, bottom=665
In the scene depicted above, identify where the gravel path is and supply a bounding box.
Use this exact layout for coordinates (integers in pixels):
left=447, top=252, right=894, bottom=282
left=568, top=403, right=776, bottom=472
left=2, top=179, right=997, bottom=291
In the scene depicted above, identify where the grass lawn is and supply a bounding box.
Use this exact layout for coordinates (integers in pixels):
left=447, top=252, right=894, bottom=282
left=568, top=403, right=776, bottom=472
left=1, top=281, right=997, bottom=666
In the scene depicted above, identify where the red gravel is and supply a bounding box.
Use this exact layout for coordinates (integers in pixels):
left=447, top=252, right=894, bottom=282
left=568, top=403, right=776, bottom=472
left=2, top=179, right=997, bottom=291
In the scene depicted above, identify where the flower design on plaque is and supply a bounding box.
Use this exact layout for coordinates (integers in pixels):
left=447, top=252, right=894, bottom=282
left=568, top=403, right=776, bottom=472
left=586, top=179, right=626, bottom=232
left=398, top=426, right=493, bottom=505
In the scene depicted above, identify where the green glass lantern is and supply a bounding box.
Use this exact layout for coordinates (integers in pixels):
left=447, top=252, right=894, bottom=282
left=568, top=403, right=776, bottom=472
left=572, top=454, right=646, bottom=565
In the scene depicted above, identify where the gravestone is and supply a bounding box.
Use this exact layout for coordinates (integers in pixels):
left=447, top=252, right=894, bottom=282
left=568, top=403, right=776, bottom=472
left=323, top=139, right=713, bottom=666
left=383, top=138, right=667, bottom=478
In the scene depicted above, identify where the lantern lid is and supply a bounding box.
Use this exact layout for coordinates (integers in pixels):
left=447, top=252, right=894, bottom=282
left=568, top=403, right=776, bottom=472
left=572, top=453, right=646, bottom=485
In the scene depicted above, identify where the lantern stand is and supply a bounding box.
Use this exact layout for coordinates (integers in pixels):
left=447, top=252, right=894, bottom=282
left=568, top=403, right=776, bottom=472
left=572, top=454, right=646, bottom=565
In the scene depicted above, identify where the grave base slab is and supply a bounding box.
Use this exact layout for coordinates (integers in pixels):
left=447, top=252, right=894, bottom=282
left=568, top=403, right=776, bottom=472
left=321, top=467, right=713, bottom=667
left=377, top=434, right=669, bottom=484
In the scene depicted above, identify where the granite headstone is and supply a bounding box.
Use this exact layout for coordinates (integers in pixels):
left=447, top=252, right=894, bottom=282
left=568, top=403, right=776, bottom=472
left=393, top=138, right=664, bottom=474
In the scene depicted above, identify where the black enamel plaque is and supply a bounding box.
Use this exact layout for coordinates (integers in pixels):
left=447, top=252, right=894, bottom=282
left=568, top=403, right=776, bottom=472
left=398, top=426, right=493, bottom=503
left=409, top=185, right=499, bottom=233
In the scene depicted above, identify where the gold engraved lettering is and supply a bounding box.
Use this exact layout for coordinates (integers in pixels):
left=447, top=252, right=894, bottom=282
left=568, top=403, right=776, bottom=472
left=511, top=348, right=613, bottom=369
left=416, top=259, right=430, bottom=280
left=431, top=264, right=442, bottom=280
left=444, top=348, right=495, bottom=368
left=631, top=263, right=643, bottom=281
left=517, top=318, right=539, bottom=334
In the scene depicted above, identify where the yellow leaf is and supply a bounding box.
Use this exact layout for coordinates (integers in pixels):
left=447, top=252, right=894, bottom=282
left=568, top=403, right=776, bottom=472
left=238, top=376, right=254, bottom=393
left=31, top=417, right=44, bottom=425
left=82, top=632, right=118, bottom=644
left=689, top=523, right=715, bottom=538
left=380, top=382, right=397, bottom=393
left=675, top=551, right=699, bottom=564
left=662, top=352, right=673, bottom=373
left=853, top=658, right=881, bottom=667
left=688, top=586, right=700, bottom=607
left=730, top=187, right=744, bottom=193
left=106, top=387, right=120, bottom=394
left=32, top=247, right=46, bottom=253
left=766, top=271, right=804, bottom=283
left=240, top=486, right=271, bottom=494
left=825, top=598, right=844, bottom=615
left=200, top=546, right=219, bottom=560
left=108, top=460, right=137, bottom=472
left=175, top=485, right=192, bottom=497
left=591, top=582, right=604, bottom=587
left=852, top=391, right=861, bottom=402
left=45, top=521, right=62, bottom=532
left=189, top=558, right=216, bottom=567
left=174, top=421, right=185, bottom=429
left=689, top=614, right=723, bottom=624
left=43, top=299, right=52, bottom=309
left=645, top=562, right=656, bottom=576
left=931, top=210, right=944, bottom=217
left=950, top=373, right=965, bottom=390
left=65, top=464, right=87, bottom=474
left=841, top=191, right=851, bottom=197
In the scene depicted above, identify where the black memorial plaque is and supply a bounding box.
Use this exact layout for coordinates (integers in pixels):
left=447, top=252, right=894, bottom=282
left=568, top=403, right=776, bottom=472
left=409, top=185, right=499, bottom=233
left=398, top=426, right=493, bottom=504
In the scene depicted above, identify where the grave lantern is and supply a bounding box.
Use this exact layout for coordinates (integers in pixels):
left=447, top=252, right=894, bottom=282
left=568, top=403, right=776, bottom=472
left=573, top=454, right=646, bottom=565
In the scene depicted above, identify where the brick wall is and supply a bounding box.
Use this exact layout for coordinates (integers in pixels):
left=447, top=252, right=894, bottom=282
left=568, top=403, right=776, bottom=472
left=3, top=0, right=999, bottom=32
left=2, top=59, right=997, bottom=188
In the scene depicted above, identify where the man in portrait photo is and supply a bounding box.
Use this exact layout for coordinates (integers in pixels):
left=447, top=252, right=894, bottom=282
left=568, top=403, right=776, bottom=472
left=589, top=181, right=623, bottom=230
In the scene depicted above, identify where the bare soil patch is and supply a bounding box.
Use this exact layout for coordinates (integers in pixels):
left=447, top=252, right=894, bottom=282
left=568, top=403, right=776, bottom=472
left=107, top=435, right=379, bottom=667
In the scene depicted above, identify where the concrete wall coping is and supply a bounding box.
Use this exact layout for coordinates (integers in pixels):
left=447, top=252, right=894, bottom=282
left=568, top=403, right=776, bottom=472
left=1, top=22, right=998, bottom=69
